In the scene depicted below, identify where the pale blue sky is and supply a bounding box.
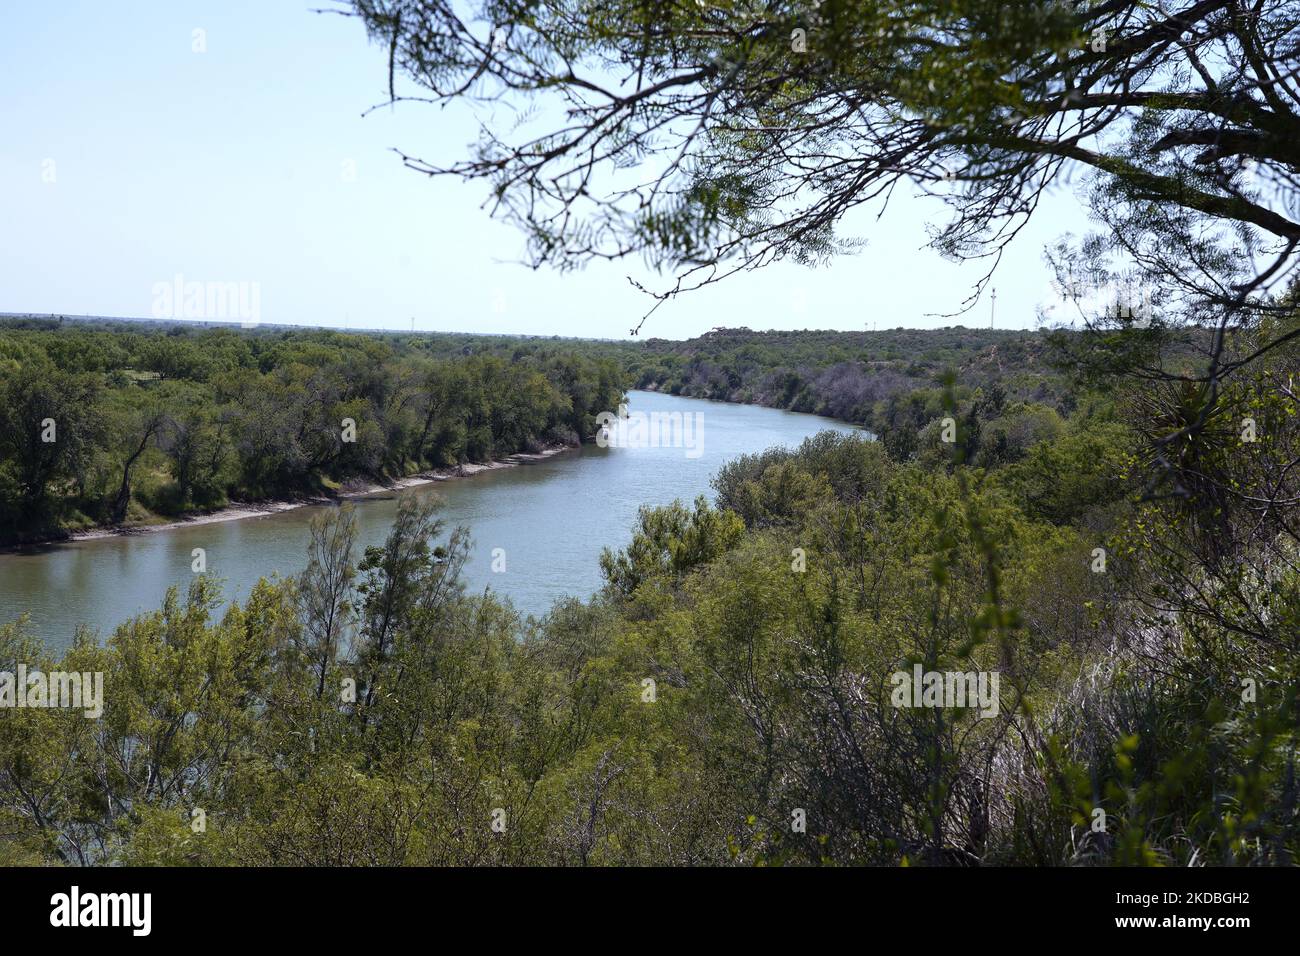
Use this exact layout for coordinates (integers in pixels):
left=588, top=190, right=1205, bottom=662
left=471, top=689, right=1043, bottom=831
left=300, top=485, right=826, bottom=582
left=1, top=1, right=1093, bottom=339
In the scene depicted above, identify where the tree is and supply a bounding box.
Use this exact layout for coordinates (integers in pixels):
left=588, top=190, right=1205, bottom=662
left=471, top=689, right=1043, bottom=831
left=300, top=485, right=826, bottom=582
left=355, top=492, right=469, bottom=715
left=298, top=504, right=359, bottom=699
left=0, top=364, right=101, bottom=526
left=599, top=495, right=744, bottom=599
left=350, top=0, right=1299, bottom=333
left=159, top=404, right=231, bottom=509
left=108, top=401, right=166, bottom=525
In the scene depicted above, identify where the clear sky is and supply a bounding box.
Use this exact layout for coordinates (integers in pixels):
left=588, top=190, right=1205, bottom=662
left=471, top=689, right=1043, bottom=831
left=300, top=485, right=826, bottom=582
left=1, top=1, right=1095, bottom=340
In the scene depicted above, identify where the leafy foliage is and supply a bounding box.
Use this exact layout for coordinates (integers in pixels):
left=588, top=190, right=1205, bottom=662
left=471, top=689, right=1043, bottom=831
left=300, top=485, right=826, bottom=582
left=0, top=319, right=625, bottom=544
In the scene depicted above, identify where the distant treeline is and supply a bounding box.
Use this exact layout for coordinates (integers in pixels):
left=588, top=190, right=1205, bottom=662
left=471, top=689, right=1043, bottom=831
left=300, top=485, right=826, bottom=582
left=626, top=326, right=1093, bottom=465
left=0, top=318, right=624, bottom=544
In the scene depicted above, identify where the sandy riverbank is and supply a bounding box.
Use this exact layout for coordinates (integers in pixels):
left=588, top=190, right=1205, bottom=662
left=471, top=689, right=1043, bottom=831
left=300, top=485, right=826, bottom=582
left=52, top=445, right=575, bottom=546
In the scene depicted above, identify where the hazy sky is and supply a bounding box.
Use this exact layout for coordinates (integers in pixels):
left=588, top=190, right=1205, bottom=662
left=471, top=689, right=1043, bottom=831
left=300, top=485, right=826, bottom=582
left=2, top=1, right=1096, bottom=339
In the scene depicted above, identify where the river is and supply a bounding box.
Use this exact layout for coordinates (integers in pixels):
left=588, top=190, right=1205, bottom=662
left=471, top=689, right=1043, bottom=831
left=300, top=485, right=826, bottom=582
left=0, top=391, right=861, bottom=652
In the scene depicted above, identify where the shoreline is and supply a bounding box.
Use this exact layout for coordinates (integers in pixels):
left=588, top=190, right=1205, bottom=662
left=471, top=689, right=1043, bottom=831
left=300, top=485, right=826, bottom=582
left=1, top=391, right=864, bottom=555
left=3, top=445, right=575, bottom=553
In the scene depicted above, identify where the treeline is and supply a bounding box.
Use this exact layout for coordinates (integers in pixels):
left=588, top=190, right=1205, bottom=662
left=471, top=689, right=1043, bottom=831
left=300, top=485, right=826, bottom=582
left=0, top=319, right=624, bottom=544
left=626, top=326, right=1078, bottom=456
left=3, top=318, right=1296, bottom=866
left=622, top=326, right=1219, bottom=476
left=0, top=319, right=1105, bottom=549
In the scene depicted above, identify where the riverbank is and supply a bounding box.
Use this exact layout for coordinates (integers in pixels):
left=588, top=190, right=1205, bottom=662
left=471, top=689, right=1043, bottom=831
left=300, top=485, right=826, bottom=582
left=3, top=445, right=575, bottom=552
left=4, top=390, right=862, bottom=647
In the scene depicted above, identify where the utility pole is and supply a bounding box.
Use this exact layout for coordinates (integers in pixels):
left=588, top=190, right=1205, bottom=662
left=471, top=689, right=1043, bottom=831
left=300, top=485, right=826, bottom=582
left=990, top=288, right=996, bottom=329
